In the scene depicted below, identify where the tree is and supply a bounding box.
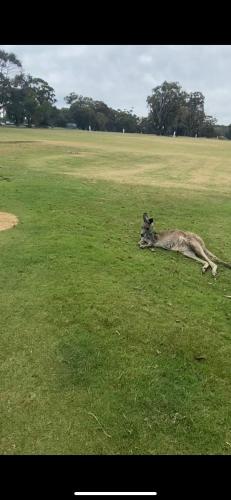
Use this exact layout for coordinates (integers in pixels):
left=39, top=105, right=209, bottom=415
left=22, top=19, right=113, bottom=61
left=0, top=50, right=22, bottom=118
left=136, top=116, right=154, bottom=134
left=5, top=73, right=57, bottom=127
left=0, top=50, right=22, bottom=78
left=53, top=107, right=70, bottom=127
left=225, top=124, right=231, bottom=140
left=146, top=81, right=219, bottom=138
left=200, top=115, right=217, bottom=138
left=5, top=73, right=35, bottom=127
left=95, top=111, right=109, bottom=130
left=28, top=77, right=56, bottom=106
left=147, top=81, right=185, bottom=135
left=184, top=91, right=205, bottom=136
left=25, top=77, right=56, bottom=127
left=64, top=94, right=141, bottom=132
left=113, top=109, right=139, bottom=133
left=5, top=87, right=25, bottom=125
left=93, top=100, right=115, bottom=131
left=65, top=94, right=95, bottom=129
left=15, top=75, right=56, bottom=127
left=64, top=92, right=79, bottom=105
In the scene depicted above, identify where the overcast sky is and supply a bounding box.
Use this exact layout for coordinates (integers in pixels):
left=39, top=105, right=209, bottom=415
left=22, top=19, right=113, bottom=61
left=2, top=45, right=231, bottom=124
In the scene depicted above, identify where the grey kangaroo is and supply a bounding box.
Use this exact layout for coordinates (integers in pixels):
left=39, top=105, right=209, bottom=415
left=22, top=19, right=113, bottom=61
left=138, top=213, right=231, bottom=276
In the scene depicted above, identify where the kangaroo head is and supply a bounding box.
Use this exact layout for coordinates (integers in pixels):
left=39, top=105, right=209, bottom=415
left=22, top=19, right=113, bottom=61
left=143, top=213, right=154, bottom=226
left=139, top=213, right=155, bottom=247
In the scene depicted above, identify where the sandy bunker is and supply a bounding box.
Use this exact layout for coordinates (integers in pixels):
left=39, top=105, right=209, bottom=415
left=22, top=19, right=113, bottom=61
left=0, top=212, right=19, bottom=231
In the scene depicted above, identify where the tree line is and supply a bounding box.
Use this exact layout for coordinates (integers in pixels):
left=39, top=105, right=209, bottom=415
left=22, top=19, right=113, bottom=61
left=1, top=49, right=231, bottom=139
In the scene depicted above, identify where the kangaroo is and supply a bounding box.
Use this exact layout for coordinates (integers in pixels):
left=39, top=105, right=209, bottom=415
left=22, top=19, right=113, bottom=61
left=138, top=213, right=231, bottom=276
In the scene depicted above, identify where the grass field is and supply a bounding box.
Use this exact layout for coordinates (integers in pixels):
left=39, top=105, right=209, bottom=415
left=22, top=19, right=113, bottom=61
left=0, top=127, right=231, bottom=455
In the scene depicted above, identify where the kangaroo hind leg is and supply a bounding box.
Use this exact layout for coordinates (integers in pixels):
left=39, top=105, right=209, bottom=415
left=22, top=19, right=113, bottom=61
left=190, top=241, right=217, bottom=276
left=182, top=248, right=209, bottom=273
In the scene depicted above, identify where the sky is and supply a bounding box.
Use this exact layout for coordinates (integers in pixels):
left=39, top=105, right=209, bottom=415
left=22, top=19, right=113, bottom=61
left=2, top=45, right=231, bottom=124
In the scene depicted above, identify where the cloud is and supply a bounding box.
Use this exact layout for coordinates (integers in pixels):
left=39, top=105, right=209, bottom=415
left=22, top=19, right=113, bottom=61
left=139, top=54, right=153, bottom=64
left=1, top=45, right=231, bottom=124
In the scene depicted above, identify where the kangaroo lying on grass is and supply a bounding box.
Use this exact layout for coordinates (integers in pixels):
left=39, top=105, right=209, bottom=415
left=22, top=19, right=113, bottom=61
left=138, top=213, right=231, bottom=276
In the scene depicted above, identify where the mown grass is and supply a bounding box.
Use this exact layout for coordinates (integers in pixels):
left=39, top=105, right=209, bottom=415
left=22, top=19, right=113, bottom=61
left=0, top=127, right=231, bottom=455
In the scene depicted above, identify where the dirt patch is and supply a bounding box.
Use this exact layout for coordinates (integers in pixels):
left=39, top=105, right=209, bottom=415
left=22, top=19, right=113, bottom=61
left=0, top=212, right=19, bottom=231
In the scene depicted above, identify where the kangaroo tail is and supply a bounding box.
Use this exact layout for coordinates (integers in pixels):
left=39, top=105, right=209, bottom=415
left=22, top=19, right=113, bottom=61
left=205, top=249, right=231, bottom=269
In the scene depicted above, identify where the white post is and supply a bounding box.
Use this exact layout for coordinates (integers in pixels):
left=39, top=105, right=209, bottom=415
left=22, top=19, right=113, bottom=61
left=122, top=128, right=125, bottom=134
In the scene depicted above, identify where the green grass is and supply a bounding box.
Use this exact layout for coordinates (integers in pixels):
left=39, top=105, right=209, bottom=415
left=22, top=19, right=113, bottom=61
left=0, top=127, right=231, bottom=454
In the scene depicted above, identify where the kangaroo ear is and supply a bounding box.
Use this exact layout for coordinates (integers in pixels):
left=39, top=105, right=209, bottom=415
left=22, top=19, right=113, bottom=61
left=143, top=213, right=150, bottom=223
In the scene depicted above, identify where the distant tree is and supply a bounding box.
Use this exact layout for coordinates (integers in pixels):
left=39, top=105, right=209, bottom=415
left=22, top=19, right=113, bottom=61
left=65, top=94, right=94, bottom=108
left=26, top=77, right=56, bottom=127
left=147, top=81, right=185, bottom=135
left=173, top=103, right=189, bottom=136
left=64, top=92, right=79, bottom=105
left=113, top=109, right=139, bottom=133
left=214, top=124, right=227, bottom=138
left=51, top=107, right=70, bottom=127
left=225, top=124, right=231, bottom=140
left=64, top=93, right=140, bottom=133
left=5, top=73, right=57, bottom=127
left=136, top=116, right=154, bottom=134
left=7, top=74, right=37, bottom=127
left=95, top=111, right=109, bottom=130
left=184, top=91, right=205, bottom=136
left=28, top=77, right=56, bottom=106
left=200, top=115, right=217, bottom=138
left=147, top=81, right=218, bottom=138
left=0, top=50, right=22, bottom=117
left=32, top=102, right=56, bottom=127
left=0, top=50, right=22, bottom=78
left=5, top=87, right=25, bottom=125
left=65, top=95, right=94, bottom=129
left=93, top=101, right=115, bottom=130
